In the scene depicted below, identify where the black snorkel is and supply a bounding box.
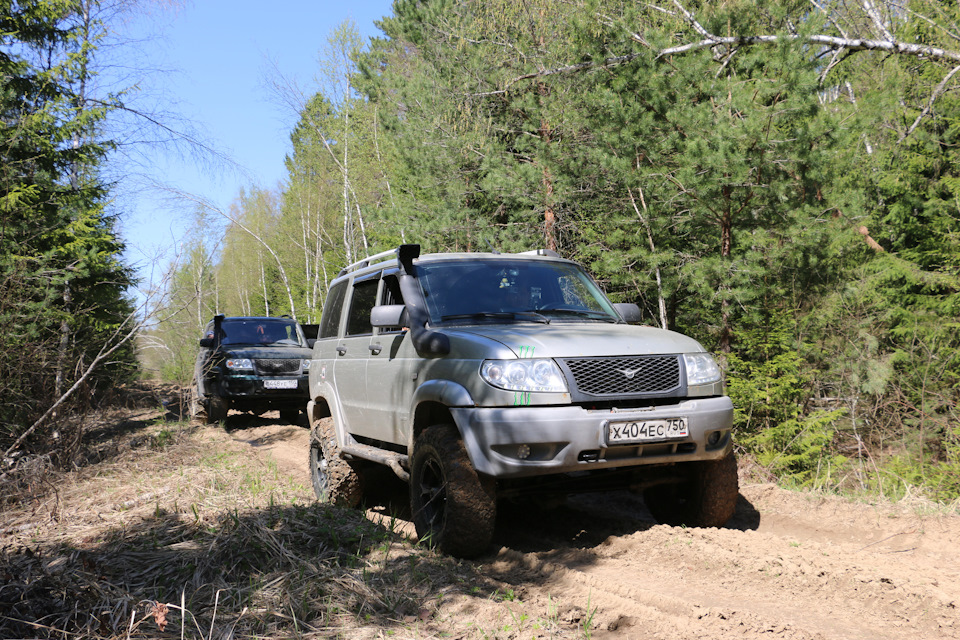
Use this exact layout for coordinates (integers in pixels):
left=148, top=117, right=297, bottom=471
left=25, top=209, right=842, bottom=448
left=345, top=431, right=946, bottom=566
left=397, top=244, right=450, bottom=357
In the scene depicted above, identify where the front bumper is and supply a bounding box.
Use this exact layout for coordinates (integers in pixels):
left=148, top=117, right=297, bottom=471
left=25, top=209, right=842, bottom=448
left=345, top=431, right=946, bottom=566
left=451, top=396, right=733, bottom=478
left=216, top=374, right=309, bottom=401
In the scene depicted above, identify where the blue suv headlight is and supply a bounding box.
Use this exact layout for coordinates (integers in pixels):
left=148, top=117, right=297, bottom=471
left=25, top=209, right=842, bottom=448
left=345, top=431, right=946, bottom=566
left=225, top=358, right=254, bottom=370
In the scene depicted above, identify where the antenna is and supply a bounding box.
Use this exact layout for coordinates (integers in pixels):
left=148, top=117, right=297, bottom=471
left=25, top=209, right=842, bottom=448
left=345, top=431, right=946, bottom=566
left=484, top=238, right=501, bottom=254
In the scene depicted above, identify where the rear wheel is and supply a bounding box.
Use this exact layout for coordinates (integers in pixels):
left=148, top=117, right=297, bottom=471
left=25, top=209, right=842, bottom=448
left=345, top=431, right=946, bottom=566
left=644, top=451, right=739, bottom=528
left=309, top=417, right=363, bottom=507
left=206, top=393, right=229, bottom=424
left=409, top=424, right=496, bottom=558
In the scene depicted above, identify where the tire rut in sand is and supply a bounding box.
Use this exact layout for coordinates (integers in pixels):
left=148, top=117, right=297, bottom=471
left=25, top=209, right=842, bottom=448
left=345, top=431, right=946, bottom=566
left=485, top=487, right=959, bottom=640
left=222, top=420, right=960, bottom=640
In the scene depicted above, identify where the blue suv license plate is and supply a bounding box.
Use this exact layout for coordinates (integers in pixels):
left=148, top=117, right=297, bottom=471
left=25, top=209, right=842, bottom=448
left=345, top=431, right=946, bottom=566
left=263, top=379, right=298, bottom=390
left=606, top=418, right=688, bottom=444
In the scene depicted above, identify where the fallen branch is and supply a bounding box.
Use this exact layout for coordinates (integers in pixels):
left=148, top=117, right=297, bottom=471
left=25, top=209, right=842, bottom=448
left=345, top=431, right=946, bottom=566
left=3, top=309, right=144, bottom=459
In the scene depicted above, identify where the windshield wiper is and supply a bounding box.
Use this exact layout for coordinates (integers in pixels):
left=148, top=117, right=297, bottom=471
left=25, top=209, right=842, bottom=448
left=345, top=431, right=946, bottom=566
left=538, top=308, right=617, bottom=322
left=441, top=311, right=550, bottom=324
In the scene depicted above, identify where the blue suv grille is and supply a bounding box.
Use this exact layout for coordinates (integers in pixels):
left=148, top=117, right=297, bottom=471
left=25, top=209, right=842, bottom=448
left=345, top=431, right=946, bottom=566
left=254, top=359, right=301, bottom=375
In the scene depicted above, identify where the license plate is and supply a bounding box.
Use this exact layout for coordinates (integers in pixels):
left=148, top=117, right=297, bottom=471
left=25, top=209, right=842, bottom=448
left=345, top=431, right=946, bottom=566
left=607, top=418, right=688, bottom=444
left=263, top=379, right=298, bottom=390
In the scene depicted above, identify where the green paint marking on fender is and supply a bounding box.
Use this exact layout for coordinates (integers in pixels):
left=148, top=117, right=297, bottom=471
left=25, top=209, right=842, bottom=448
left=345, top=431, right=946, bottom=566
left=518, top=345, right=535, bottom=358
left=513, top=391, right=531, bottom=406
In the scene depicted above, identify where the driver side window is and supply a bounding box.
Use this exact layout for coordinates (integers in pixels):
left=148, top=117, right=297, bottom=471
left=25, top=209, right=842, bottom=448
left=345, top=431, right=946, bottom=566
left=346, top=278, right=379, bottom=336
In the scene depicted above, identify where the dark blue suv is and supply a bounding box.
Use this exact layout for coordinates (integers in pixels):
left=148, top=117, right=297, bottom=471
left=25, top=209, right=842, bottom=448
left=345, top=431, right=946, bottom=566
left=191, top=315, right=314, bottom=423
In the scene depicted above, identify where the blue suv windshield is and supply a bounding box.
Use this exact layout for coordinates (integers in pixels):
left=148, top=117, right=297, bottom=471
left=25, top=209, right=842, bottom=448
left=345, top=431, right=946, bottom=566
left=218, top=320, right=305, bottom=346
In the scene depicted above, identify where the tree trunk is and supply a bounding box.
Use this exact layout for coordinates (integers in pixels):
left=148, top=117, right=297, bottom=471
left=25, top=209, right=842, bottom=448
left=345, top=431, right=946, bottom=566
left=539, top=82, right=557, bottom=252
left=627, top=185, right=668, bottom=329
left=718, top=187, right=733, bottom=353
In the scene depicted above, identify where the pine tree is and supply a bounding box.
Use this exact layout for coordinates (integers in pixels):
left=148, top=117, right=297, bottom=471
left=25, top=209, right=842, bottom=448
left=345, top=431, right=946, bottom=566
left=0, top=0, right=136, bottom=457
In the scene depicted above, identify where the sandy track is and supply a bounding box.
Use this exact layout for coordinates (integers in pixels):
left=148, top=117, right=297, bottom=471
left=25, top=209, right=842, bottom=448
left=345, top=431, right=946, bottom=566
left=221, top=415, right=960, bottom=640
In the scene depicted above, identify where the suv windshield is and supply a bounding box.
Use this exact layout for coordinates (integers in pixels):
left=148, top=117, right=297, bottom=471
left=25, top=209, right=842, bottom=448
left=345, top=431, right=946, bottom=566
left=416, top=259, right=620, bottom=324
left=218, top=320, right=305, bottom=346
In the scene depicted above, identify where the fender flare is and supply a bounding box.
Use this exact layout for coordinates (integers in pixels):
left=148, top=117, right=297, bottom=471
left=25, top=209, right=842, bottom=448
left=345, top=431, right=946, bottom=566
left=407, top=379, right=476, bottom=452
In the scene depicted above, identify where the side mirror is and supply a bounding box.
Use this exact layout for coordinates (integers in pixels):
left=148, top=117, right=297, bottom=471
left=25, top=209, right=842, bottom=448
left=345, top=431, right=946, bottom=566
left=371, top=304, right=406, bottom=328
left=613, top=303, right=643, bottom=325
left=199, top=337, right=215, bottom=348
left=307, top=338, right=316, bottom=349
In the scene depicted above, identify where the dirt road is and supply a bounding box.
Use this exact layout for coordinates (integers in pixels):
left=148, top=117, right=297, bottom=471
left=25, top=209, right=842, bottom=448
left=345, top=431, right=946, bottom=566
left=222, top=416, right=960, bottom=640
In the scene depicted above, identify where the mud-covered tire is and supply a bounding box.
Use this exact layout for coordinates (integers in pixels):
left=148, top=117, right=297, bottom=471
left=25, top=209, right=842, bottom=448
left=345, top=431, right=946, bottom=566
left=206, top=393, right=229, bottom=424
left=188, top=384, right=206, bottom=421
left=309, top=417, right=363, bottom=507
left=409, top=424, right=496, bottom=558
left=644, top=451, right=739, bottom=528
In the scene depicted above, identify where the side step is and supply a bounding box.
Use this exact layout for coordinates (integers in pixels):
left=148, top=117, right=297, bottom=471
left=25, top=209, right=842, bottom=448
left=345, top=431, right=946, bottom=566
left=341, top=443, right=410, bottom=482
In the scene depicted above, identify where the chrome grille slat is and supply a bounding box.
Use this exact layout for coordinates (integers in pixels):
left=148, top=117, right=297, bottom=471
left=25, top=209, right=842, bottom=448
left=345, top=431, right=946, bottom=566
left=563, top=355, right=681, bottom=396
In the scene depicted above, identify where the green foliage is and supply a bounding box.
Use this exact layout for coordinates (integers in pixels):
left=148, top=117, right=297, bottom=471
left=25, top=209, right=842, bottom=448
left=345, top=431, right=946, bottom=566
left=148, top=0, right=960, bottom=500
left=726, top=315, right=846, bottom=486
left=875, top=421, right=960, bottom=502
left=0, top=0, right=137, bottom=457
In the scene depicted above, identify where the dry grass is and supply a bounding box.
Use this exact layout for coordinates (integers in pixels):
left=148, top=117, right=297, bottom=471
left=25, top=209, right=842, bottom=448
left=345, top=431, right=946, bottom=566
left=0, top=384, right=508, bottom=640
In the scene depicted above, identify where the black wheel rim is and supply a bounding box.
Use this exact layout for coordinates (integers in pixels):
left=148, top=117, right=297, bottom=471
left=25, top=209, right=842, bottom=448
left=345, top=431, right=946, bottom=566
left=417, top=455, right=447, bottom=534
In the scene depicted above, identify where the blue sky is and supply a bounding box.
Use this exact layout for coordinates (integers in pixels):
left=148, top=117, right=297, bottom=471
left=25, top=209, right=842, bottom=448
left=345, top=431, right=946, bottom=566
left=119, top=0, right=394, bottom=284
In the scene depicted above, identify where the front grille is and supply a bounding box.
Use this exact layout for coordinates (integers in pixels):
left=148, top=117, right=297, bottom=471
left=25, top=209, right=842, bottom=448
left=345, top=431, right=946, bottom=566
left=254, top=359, right=301, bottom=375
left=563, top=355, right=681, bottom=396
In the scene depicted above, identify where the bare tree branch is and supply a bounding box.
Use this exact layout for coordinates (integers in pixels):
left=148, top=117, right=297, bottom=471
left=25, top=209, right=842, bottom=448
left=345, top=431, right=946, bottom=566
left=899, top=64, right=960, bottom=143
left=475, top=2, right=960, bottom=96
left=173, top=190, right=300, bottom=320
left=810, top=0, right=850, bottom=39
left=3, top=291, right=155, bottom=459
left=863, top=0, right=895, bottom=43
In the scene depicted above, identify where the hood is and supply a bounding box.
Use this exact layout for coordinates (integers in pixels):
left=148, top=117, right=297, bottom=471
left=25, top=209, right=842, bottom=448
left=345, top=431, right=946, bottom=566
left=448, top=323, right=705, bottom=358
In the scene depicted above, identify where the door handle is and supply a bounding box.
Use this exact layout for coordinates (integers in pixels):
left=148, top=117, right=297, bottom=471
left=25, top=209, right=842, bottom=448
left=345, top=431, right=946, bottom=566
left=336, top=345, right=347, bottom=355
left=368, top=343, right=382, bottom=355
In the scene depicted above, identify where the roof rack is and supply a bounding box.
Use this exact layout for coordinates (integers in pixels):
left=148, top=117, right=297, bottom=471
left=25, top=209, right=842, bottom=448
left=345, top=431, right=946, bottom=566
left=517, top=248, right=561, bottom=258
left=337, top=247, right=400, bottom=278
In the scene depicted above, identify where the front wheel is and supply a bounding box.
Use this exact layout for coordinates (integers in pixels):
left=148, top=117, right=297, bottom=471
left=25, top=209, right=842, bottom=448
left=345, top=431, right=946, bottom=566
left=644, top=451, right=739, bottom=528
left=409, top=425, right=496, bottom=558
left=309, top=417, right=363, bottom=507
left=206, top=393, right=229, bottom=424
left=188, top=383, right=206, bottom=421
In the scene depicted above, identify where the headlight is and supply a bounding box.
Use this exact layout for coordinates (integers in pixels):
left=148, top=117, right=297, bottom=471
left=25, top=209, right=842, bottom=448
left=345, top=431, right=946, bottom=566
left=481, top=359, right=567, bottom=393
left=301, top=359, right=311, bottom=370
left=225, top=358, right=254, bottom=370
left=684, top=353, right=722, bottom=385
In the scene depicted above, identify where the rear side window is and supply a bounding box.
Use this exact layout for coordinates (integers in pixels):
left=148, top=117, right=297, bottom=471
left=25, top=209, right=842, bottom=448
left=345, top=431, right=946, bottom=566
left=346, top=278, right=380, bottom=336
left=319, top=281, right=347, bottom=339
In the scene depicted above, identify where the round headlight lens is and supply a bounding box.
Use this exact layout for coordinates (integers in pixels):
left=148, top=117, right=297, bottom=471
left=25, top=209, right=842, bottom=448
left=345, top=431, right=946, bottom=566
left=505, top=362, right=527, bottom=386
left=481, top=359, right=567, bottom=393
left=225, top=358, right=254, bottom=370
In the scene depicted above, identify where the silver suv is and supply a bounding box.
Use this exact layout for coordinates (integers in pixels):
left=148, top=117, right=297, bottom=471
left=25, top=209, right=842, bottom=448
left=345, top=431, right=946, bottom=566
left=308, top=245, right=738, bottom=557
